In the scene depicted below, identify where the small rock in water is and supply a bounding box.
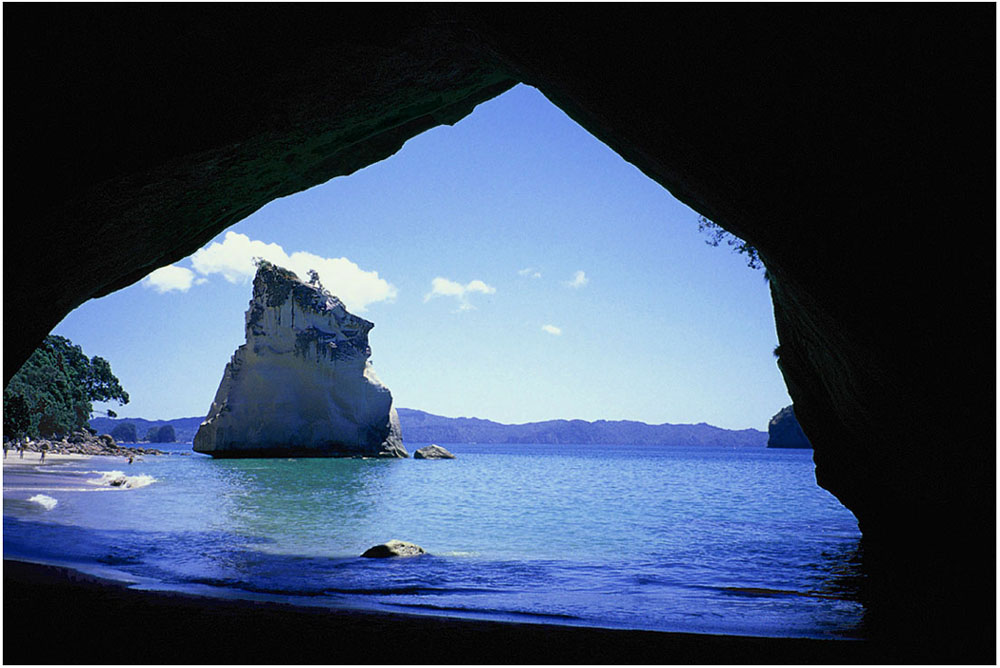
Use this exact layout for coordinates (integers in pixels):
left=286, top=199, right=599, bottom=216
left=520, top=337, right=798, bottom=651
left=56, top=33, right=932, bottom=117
left=108, top=476, right=129, bottom=488
left=413, top=444, right=456, bottom=460
left=361, top=540, right=426, bottom=558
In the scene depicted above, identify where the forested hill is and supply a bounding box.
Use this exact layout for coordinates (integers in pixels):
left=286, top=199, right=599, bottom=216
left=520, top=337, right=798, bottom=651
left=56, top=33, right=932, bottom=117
left=395, top=409, right=767, bottom=447
left=90, top=411, right=768, bottom=447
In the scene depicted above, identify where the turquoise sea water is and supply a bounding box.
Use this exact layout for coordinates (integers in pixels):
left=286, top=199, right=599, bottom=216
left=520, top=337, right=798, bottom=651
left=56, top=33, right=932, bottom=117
left=2, top=443, right=865, bottom=638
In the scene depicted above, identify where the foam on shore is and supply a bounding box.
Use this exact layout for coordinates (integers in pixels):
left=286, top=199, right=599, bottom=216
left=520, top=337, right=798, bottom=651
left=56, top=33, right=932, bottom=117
left=28, top=494, right=58, bottom=510
left=86, top=471, right=158, bottom=490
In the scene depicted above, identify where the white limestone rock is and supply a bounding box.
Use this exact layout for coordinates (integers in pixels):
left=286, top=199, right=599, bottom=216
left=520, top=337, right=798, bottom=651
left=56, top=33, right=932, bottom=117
left=193, top=260, right=406, bottom=458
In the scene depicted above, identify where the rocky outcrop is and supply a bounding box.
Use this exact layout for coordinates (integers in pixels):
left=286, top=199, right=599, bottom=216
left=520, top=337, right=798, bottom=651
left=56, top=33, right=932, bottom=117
left=361, top=540, right=426, bottom=558
left=766, top=406, right=812, bottom=449
left=12, top=431, right=165, bottom=457
left=193, top=261, right=406, bottom=459
left=110, top=423, right=138, bottom=443
left=145, top=425, right=176, bottom=443
left=413, top=444, right=456, bottom=459
left=90, top=417, right=204, bottom=444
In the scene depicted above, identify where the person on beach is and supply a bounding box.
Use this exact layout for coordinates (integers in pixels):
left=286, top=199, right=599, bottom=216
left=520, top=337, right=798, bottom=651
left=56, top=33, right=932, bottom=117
left=4, top=442, right=8, bottom=458
left=19, top=443, right=24, bottom=459
left=40, top=447, right=46, bottom=463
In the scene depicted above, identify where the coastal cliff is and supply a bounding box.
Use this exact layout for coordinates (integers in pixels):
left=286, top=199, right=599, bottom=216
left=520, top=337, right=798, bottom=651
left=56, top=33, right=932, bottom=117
left=193, top=261, right=405, bottom=458
left=766, top=406, right=812, bottom=449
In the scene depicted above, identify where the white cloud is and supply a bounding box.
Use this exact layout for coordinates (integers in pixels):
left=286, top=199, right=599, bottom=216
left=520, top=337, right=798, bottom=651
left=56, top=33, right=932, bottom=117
left=518, top=267, right=542, bottom=279
left=541, top=324, right=562, bottom=335
left=465, top=279, right=495, bottom=295
left=190, top=232, right=284, bottom=284
left=424, top=277, right=496, bottom=311
left=142, top=265, right=197, bottom=293
left=426, top=277, right=466, bottom=298
left=564, top=270, right=589, bottom=288
left=188, top=231, right=397, bottom=311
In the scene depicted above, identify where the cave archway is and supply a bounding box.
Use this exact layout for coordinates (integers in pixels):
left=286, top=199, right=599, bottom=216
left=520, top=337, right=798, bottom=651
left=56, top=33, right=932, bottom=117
left=4, top=5, right=993, bottom=657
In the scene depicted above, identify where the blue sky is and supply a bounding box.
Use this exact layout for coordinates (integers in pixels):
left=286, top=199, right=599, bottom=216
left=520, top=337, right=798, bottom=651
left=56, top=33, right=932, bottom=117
left=53, top=84, right=790, bottom=430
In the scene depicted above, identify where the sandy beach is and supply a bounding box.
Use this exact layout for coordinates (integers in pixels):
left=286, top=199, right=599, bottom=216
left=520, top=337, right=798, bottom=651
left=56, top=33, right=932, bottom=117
left=3, top=451, right=95, bottom=467
left=2, top=451, right=152, bottom=501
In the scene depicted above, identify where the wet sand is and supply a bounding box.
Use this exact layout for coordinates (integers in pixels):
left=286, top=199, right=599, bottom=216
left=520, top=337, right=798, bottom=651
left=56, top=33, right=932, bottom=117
left=3, top=451, right=94, bottom=467
left=3, top=559, right=903, bottom=665
left=2, top=452, right=143, bottom=499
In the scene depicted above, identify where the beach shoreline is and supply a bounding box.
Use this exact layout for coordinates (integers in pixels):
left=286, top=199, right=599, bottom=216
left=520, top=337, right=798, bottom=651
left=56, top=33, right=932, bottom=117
left=3, top=452, right=95, bottom=467
left=3, top=431, right=168, bottom=461
left=3, top=453, right=988, bottom=663
left=2, top=558, right=911, bottom=664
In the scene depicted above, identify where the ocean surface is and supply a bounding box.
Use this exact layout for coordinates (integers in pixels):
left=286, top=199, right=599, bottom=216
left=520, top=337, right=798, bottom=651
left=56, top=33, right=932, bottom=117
left=2, top=443, right=865, bottom=639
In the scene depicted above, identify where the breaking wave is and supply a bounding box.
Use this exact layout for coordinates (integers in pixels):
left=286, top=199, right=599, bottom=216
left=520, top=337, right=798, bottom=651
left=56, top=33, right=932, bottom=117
left=28, top=494, right=58, bottom=510
left=87, top=471, right=158, bottom=490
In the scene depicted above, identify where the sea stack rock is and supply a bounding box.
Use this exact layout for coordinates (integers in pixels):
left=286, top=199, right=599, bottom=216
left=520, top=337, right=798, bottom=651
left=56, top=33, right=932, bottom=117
left=193, top=260, right=406, bottom=458
left=766, top=405, right=812, bottom=449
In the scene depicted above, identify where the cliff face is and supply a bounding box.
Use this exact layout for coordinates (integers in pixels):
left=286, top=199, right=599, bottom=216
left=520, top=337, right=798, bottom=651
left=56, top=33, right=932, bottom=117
left=193, top=261, right=405, bottom=458
left=766, top=406, right=811, bottom=449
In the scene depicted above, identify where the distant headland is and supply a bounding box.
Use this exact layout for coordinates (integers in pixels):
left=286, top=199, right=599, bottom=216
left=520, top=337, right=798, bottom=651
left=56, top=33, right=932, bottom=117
left=91, top=409, right=768, bottom=448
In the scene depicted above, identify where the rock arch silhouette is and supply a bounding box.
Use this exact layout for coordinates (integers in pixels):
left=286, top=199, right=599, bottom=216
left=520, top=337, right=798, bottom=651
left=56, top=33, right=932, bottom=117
left=4, top=6, right=992, bottom=658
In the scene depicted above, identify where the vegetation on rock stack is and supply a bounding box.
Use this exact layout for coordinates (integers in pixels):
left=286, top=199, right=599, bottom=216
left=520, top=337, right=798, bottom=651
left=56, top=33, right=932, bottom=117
left=3, top=335, right=129, bottom=441
left=146, top=424, right=176, bottom=443
left=110, top=422, right=138, bottom=443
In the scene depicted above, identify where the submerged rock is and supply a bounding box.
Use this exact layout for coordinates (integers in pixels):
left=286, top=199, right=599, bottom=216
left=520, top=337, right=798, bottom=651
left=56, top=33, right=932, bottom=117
left=413, top=444, right=456, bottom=459
left=766, top=405, right=812, bottom=449
left=361, top=540, right=426, bottom=558
left=193, top=260, right=406, bottom=459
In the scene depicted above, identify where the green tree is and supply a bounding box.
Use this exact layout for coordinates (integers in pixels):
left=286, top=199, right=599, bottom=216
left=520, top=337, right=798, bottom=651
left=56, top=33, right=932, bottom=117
left=85, top=355, right=129, bottom=404
left=4, top=335, right=129, bottom=439
left=3, top=392, right=32, bottom=443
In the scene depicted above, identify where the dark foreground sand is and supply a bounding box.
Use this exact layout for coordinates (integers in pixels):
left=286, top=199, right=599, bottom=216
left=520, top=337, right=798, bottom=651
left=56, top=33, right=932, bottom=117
left=3, top=559, right=933, bottom=665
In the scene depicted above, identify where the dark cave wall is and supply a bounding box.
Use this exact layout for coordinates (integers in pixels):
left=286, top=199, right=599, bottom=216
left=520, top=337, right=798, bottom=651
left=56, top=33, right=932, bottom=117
left=471, top=5, right=995, bottom=544
left=4, top=6, right=517, bottom=378
left=4, top=7, right=994, bottom=645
